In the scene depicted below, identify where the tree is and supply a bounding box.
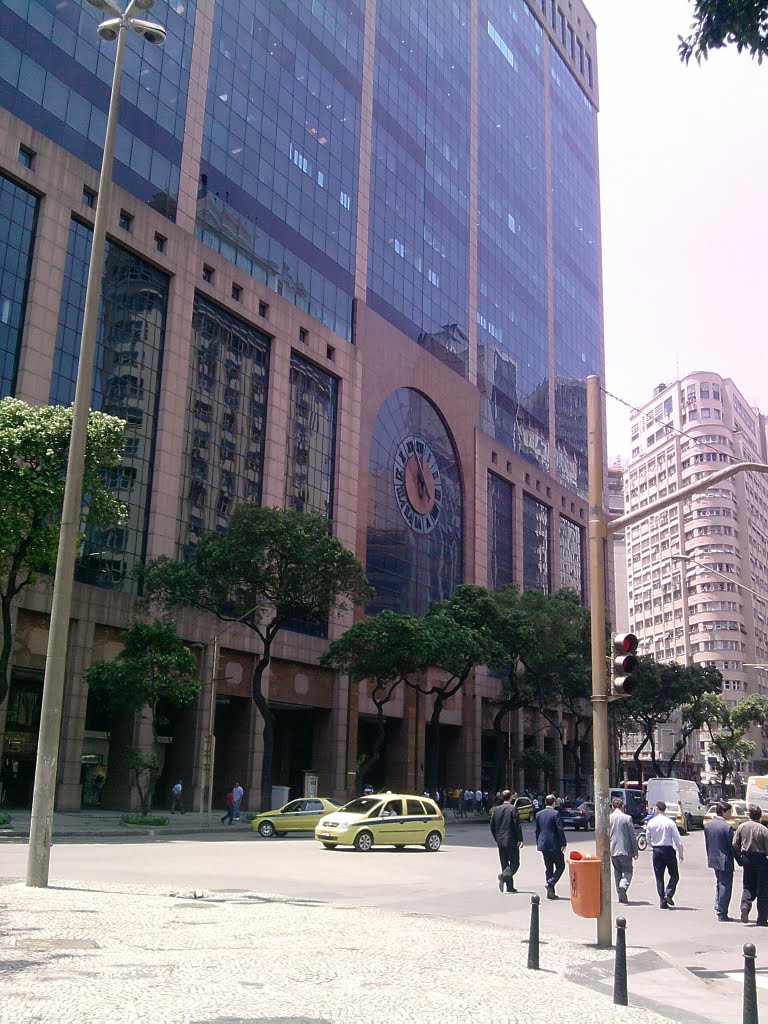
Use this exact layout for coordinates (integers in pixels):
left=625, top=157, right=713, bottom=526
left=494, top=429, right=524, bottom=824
left=703, top=694, right=768, bottom=794
left=86, top=619, right=200, bottom=814
left=666, top=666, right=725, bottom=776
left=514, top=748, right=556, bottom=793
left=0, top=398, right=126, bottom=707
left=140, top=505, right=372, bottom=811
left=320, top=611, right=424, bottom=791
left=610, top=660, right=723, bottom=779
left=679, top=1, right=768, bottom=63
left=408, top=585, right=507, bottom=792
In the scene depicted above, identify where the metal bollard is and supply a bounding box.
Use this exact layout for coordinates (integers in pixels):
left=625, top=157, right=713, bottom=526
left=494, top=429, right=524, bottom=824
left=614, top=917, right=628, bottom=1006
left=744, top=943, right=759, bottom=1024
left=527, top=894, right=540, bottom=970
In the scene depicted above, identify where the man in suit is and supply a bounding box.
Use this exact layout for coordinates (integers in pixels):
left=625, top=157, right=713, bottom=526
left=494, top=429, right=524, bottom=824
left=490, top=789, right=524, bottom=893
left=535, top=793, right=567, bottom=899
left=704, top=801, right=736, bottom=921
left=610, top=797, right=639, bottom=903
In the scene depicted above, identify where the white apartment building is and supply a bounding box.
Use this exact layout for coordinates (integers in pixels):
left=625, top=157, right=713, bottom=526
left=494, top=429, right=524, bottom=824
left=621, top=372, right=768, bottom=786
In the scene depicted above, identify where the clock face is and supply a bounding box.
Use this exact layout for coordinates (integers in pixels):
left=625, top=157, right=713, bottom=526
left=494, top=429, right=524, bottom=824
left=366, top=388, right=463, bottom=616
left=393, top=436, right=442, bottom=534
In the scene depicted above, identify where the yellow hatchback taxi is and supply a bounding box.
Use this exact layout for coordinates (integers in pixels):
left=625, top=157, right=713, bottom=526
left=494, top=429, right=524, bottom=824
left=315, top=793, right=444, bottom=851
left=251, top=797, right=341, bottom=838
left=703, top=801, right=749, bottom=830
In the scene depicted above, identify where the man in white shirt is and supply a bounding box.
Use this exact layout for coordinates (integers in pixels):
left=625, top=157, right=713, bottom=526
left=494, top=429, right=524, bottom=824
left=232, top=783, right=244, bottom=821
left=475, top=788, right=483, bottom=813
left=645, top=800, right=684, bottom=909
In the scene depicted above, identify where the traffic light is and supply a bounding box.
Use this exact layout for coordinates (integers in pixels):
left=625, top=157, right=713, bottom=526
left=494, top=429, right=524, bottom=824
left=612, top=633, right=639, bottom=697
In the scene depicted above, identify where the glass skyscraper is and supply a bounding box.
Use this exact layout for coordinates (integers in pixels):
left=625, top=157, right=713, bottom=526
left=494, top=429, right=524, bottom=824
left=0, top=0, right=603, bottom=808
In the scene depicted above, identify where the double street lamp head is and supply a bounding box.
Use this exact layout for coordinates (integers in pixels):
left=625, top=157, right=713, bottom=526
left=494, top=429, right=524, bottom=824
left=89, top=0, right=166, bottom=46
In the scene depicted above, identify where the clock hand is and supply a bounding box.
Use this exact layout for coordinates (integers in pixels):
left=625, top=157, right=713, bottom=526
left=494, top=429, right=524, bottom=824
left=415, top=453, right=432, bottom=501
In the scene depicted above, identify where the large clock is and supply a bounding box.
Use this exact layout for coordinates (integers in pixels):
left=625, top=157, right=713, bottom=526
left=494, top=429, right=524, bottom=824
left=366, top=388, right=463, bottom=616
left=393, top=435, right=442, bottom=534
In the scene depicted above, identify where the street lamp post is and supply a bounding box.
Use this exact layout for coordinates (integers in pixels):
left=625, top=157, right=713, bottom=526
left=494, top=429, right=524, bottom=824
left=26, top=0, right=166, bottom=889
left=587, top=374, right=768, bottom=946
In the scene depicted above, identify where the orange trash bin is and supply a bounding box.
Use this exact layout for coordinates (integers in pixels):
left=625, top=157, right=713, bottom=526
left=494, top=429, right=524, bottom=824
left=568, top=850, right=602, bottom=918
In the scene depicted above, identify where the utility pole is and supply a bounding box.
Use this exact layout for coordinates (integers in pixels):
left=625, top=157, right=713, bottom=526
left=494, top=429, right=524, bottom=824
left=587, top=374, right=768, bottom=947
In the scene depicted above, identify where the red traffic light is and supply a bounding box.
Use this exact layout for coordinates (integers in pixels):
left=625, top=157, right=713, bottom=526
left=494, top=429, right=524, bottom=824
left=613, top=633, right=638, bottom=655
left=612, top=633, right=640, bottom=699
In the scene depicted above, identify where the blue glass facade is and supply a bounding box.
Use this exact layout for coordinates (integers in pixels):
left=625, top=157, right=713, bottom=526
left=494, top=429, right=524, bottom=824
left=559, top=514, right=583, bottom=598
left=487, top=472, right=513, bottom=590
left=550, top=44, right=600, bottom=499
left=367, top=0, right=470, bottom=374
left=285, top=353, right=337, bottom=519
left=196, top=0, right=363, bottom=341
left=477, top=1, right=549, bottom=466
left=0, top=0, right=196, bottom=215
left=522, top=491, right=550, bottom=593
left=0, top=171, right=37, bottom=396
left=51, top=218, right=169, bottom=591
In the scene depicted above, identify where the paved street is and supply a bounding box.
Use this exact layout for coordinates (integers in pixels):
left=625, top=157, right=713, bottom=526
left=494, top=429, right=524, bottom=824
left=0, top=818, right=762, bottom=1023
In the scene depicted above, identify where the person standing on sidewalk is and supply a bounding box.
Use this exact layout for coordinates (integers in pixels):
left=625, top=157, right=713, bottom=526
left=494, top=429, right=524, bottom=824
left=646, top=801, right=684, bottom=909
left=535, top=794, right=567, bottom=900
left=220, top=787, right=235, bottom=825
left=733, top=803, right=768, bottom=925
left=170, top=780, right=184, bottom=814
left=609, top=797, right=639, bottom=904
left=232, top=782, right=244, bottom=821
left=490, top=790, right=524, bottom=893
left=704, top=801, right=736, bottom=922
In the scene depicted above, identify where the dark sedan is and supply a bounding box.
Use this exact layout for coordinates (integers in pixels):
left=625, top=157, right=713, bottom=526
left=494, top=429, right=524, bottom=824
left=559, top=801, right=595, bottom=830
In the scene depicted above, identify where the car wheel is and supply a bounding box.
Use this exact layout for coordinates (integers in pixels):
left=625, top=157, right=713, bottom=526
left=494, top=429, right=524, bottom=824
left=354, top=830, right=374, bottom=852
left=395, top=845, right=405, bottom=850
left=321, top=842, right=337, bottom=850
left=589, top=819, right=595, bottom=831
left=425, top=831, right=442, bottom=852
left=258, top=820, right=275, bottom=838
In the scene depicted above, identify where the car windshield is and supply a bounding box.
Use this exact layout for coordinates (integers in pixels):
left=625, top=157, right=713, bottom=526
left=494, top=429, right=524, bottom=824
left=339, top=797, right=384, bottom=815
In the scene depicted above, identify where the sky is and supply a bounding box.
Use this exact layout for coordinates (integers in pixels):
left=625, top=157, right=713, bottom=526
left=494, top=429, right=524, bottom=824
left=586, top=0, right=768, bottom=459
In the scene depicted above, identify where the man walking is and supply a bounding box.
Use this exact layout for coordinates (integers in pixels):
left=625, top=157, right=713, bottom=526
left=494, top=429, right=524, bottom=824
left=490, top=790, right=524, bottom=893
left=170, top=779, right=184, bottom=814
left=704, top=801, right=736, bottom=921
left=646, top=800, right=684, bottom=909
left=232, top=782, right=244, bottom=821
left=733, top=803, right=768, bottom=925
left=610, top=796, right=639, bottom=903
left=535, top=794, right=567, bottom=899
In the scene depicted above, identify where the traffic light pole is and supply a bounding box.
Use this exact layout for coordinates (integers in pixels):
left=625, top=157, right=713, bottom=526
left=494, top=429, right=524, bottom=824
left=587, top=375, right=612, bottom=948
left=587, top=373, right=768, bottom=948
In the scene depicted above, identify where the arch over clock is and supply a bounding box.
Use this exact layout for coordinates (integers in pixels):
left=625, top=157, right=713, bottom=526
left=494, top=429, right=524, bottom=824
left=366, top=388, right=463, bottom=616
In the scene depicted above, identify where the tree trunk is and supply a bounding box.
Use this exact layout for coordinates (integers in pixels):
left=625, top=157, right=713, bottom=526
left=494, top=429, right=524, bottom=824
left=426, top=697, right=444, bottom=793
left=0, top=589, right=14, bottom=708
left=632, top=733, right=650, bottom=782
left=251, top=650, right=275, bottom=812
left=492, top=707, right=508, bottom=791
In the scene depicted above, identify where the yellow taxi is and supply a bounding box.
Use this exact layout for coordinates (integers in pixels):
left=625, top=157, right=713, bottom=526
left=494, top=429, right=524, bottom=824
left=315, top=793, right=444, bottom=851
left=703, top=801, right=749, bottom=830
left=251, top=797, right=341, bottom=838
left=512, top=797, right=535, bottom=822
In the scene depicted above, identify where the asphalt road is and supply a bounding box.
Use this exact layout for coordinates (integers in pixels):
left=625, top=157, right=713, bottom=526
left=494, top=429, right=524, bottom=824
left=2, top=819, right=765, bottom=1003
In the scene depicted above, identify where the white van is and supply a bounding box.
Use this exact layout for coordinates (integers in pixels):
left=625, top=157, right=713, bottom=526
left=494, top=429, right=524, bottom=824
left=744, top=776, right=768, bottom=818
left=645, top=778, right=708, bottom=834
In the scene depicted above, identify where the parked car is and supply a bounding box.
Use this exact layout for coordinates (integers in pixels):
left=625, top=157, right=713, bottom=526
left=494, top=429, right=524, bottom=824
left=558, top=801, right=595, bottom=830
left=251, top=797, right=341, bottom=838
left=609, top=787, right=646, bottom=825
left=315, top=793, right=444, bottom=851
left=646, top=778, right=708, bottom=834
left=703, top=801, right=749, bottom=830
left=511, top=797, right=535, bottom=822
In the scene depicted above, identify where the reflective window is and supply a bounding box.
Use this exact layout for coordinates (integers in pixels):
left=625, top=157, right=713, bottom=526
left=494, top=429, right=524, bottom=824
left=197, top=0, right=362, bottom=340
left=367, top=1, right=470, bottom=373
left=51, top=218, right=169, bottom=591
left=550, top=44, right=600, bottom=498
left=476, top=1, right=549, bottom=469
left=559, top=515, right=583, bottom=598
left=285, top=354, right=337, bottom=519
left=177, top=294, right=270, bottom=560
left=522, top=493, right=550, bottom=593
left=0, top=172, right=38, bottom=396
left=367, top=388, right=463, bottom=616
left=0, top=1, right=197, bottom=215
left=487, top=472, right=513, bottom=590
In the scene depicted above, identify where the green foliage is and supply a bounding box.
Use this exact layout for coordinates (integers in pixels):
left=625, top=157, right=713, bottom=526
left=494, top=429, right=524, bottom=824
left=86, top=619, right=200, bottom=720
left=0, top=813, right=10, bottom=826
left=679, top=0, right=768, bottom=63
left=704, top=693, right=768, bottom=790
left=611, top=660, right=723, bottom=777
left=121, top=814, right=169, bottom=826
left=514, top=748, right=555, bottom=777
left=140, top=505, right=372, bottom=646
left=123, top=748, right=161, bottom=817
left=140, top=504, right=371, bottom=811
left=0, top=398, right=126, bottom=704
